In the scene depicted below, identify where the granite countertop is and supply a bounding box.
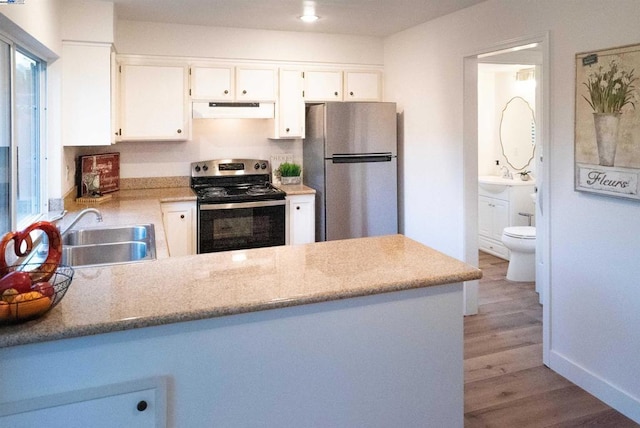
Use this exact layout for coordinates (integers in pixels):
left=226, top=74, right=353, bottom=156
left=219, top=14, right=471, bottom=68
left=275, top=183, right=316, bottom=195
left=0, top=187, right=481, bottom=348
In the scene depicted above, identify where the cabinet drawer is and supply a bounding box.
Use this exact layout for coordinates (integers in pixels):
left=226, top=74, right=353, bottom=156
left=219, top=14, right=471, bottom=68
left=479, top=236, right=509, bottom=260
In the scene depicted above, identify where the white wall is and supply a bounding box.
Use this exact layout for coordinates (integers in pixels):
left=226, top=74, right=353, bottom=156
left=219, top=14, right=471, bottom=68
left=115, top=20, right=384, bottom=65
left=60, top=0, right=114, bottom=43
left=384, top=0, right=640, bottom=421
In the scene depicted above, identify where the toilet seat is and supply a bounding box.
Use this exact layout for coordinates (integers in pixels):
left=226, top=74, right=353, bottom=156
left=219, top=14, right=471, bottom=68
left=503, top=226, right=536, bottom=239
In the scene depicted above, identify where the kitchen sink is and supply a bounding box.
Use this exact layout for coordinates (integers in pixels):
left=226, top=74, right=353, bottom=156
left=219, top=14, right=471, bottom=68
left=62, top=224, right=153, bottom=246
left=61, top=224, right=157, bottom=268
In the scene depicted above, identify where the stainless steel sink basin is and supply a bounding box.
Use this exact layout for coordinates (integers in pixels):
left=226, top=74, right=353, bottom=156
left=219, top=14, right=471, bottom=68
left=62, top=224, right=153, bottom=246
left=61, top=242, right=155, bottom=267
left=61, top=224, right=157, bottom=268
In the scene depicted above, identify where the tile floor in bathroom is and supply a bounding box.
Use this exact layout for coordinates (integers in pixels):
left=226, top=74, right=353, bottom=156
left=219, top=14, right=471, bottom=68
left=463, top=251, right=639, bottom=427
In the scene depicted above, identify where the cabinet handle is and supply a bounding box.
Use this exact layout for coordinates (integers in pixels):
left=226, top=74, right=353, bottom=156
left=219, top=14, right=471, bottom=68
left=224, top=89, right=229, bottom=94
left=177, top=129, right=182, bottom=134
left=285, top=128, right=290, bottom=132
left=334, top=91, right=339, bottom=96
left=137, top=400, right=148, bottom=412
left=242, top=90, right=247, bottom=95
left=296, top=206, right=300, bottom=210
left=180, top=214, right=185, bottom=219
left=350, top=91, right=354, bottom=96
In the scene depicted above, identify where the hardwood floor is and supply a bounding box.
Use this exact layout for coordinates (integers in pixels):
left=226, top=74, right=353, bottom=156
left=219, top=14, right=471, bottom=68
left=464, top=252, right=639, bottom=427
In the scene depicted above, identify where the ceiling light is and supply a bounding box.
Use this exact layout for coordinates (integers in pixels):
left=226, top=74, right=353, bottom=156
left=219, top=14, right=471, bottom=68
left=299, top=15, right=319, bottom=22
left=300, top=1, right=318, bottom=23
left=516, top=68, right=536, bottom=81
left=299, top=14, right=319, bottom=22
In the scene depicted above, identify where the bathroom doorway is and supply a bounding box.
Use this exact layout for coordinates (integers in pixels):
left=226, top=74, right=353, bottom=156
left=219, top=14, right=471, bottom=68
left=463, top=34, right=550, bottom=365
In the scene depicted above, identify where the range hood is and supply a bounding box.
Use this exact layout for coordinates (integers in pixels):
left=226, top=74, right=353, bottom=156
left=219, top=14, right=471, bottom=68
left=192, top=102, right=275, bottom=119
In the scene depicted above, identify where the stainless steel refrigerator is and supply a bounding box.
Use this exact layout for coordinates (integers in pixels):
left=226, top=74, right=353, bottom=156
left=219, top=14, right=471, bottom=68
left=303, top=102, right=398, bottom=242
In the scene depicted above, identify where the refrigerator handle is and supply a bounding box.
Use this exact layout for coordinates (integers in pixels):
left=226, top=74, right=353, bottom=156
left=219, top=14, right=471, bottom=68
left=331, top=153, right=394, bottom=164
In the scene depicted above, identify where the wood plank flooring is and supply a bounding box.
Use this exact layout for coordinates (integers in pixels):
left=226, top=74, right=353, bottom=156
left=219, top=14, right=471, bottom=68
left=464, top=252, right=639, bottom=427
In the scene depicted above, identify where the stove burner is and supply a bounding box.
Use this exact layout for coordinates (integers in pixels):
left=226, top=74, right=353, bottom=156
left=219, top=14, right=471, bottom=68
left=200, top=187, right=228, bottom=198
left=246, top=184, right=275, bottom=195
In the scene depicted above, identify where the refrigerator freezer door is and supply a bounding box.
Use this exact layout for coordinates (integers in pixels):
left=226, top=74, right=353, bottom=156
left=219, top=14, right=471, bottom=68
left=324, top=157, right=398, bottom=241
left=324, top=102, right=397, bottom=156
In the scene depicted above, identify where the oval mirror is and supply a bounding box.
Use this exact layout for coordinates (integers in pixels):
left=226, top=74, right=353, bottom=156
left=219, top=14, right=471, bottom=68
left=499, top=96, right=536, bottom=170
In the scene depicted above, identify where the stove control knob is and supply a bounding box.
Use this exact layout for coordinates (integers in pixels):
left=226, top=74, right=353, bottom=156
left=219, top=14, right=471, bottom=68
left=202, top=165, right=208, bottom=171
left=195, top=165, right=201, bottom=172
left=254, top=162, right=260, bottom=170
left=260, top=162, right=267, bottom=170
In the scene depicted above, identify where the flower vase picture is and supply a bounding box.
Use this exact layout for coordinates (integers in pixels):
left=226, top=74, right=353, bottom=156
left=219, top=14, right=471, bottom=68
left=575, top=44, right=640, bottom=201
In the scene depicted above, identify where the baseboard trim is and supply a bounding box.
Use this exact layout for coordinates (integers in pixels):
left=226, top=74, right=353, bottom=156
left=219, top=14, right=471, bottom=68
left=549, top=350, right=640, bottom=423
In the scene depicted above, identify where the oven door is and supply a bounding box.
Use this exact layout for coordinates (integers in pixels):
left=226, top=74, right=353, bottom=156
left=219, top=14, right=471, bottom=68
left=198, top=199, right=286, bottom=253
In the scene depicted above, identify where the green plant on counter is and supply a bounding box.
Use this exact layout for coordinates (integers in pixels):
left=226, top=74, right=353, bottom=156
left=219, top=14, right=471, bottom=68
left=518, top=170, right=531, bottom=176
left=278, top=162, right=301, bottom=177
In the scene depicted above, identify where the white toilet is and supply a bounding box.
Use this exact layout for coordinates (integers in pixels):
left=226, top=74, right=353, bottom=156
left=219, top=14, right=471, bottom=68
left=501, top=226, right=536, bottom=282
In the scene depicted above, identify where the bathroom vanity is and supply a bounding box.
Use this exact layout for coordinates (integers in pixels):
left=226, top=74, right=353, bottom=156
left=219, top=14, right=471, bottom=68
left=478, top=176, right=536, bottom=259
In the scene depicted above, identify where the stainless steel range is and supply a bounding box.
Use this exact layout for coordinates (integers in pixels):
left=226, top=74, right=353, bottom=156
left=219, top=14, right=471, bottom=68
left=191, top=159, right=286, bottom=253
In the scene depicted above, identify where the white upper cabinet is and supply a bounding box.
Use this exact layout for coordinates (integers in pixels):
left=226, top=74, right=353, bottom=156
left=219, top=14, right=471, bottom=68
left=190, top=65, right=276, bottom=102
left=118, top=61, right=189, bottom=141
left=304, top=69, right=382, bottom=102
left=190, top=65, right=234, bottom=100
left=62, top=42, right=114, bottom=146
left=304, top=70, right=343, bottom=101
left=344, top=70, right=382, bottom=101
left=235, top=67, right=276, bottom=101
left=273, top=68, right=305, bottom=139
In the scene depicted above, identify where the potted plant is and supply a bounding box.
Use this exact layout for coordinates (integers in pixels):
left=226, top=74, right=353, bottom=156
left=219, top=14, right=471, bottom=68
left=582, top=60, right=637, bottom=166
left=278, top=162, right=302, bottom=185
left=518, top=170, right=532, bottom=181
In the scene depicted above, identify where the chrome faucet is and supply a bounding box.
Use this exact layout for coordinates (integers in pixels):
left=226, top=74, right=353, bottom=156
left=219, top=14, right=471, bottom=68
left=58, top=208, right=103, bottom=236
left=499, top=166, right=513, bottom=179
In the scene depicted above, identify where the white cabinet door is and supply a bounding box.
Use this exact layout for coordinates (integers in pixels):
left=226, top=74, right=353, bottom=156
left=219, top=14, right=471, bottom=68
left=190, top=65, right=234, bottom=100
left=491, top=198, right=509, bottom=241
left=478, top=196, right=493, bottom=238
left=236, top=67, right=277, bottom=101
left=0, top=379, right=165, bottom=428
left=478, top=195, right=510, bottom=259
left=273, top=69, right=305, bottom=139
left=287, top=194, right=315, bottom=245
left=161, top=201, right=196, bottom=256
left=62, top=42, right=113, bottom=146
left=344, top=70, right=381, bottom=101
left=118, top=63, right=189, bottom=141
left=304, top=70, right=343, bottom=101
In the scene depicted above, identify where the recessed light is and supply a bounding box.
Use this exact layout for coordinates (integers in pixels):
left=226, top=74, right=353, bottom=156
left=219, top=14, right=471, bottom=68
left=299, top=14, right=319, bottom=23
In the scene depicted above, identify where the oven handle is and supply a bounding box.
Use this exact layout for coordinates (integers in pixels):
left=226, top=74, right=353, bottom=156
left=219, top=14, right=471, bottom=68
left=199, top=199, right=286, bottom=210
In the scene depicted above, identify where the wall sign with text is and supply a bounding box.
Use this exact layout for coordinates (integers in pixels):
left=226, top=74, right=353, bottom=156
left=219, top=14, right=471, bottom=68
left=575, top=43, right=640, bottom=201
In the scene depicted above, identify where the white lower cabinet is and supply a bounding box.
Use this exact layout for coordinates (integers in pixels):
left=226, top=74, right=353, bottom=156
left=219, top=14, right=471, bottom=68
left=478, top=183, right=535, bottom=260
left=0, top=378, right=166, bottom=428
left=161, top=201, right=196, bottom=256
left=478, top=196, right=510, bottom=259
left=286, top=194, right=315, bottom=245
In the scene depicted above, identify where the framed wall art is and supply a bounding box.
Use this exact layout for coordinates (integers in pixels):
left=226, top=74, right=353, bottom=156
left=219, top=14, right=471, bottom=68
left=575, top=43, right=640, bottom=200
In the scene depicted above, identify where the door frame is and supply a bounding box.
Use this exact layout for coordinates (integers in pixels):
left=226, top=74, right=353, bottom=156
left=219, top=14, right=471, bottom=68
left=462, top=32, right=551, bottom=365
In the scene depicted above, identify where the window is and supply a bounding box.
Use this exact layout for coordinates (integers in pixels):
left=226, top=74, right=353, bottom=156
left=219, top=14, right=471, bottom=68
left=0, top=37, right=46, bottom=236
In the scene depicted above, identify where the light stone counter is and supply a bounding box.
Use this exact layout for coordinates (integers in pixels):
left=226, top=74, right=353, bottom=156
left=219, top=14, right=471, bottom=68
left=276, top=183, right=316, bottom=195
left=0, top=187, right=481, bottom=349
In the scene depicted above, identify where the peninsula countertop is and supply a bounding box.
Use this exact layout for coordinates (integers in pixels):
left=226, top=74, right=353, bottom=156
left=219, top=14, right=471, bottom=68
left=1, top=188, right=481, bottom=348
